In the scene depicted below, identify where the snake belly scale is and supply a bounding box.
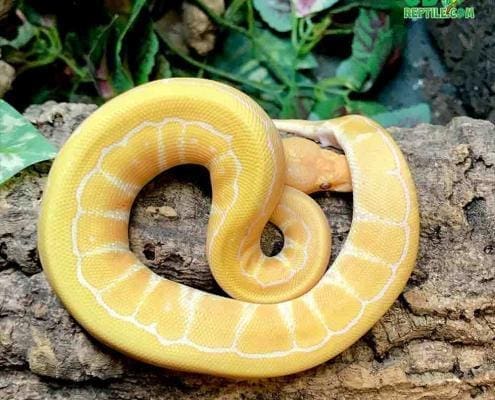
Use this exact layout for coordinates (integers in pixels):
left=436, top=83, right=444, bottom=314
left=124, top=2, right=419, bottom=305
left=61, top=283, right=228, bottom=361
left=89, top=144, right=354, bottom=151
left=38, top=78, right=419, bottom=378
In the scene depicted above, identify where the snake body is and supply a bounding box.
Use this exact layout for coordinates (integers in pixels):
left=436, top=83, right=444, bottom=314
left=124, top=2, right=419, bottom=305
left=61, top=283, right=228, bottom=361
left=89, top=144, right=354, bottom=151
left=38, top=78, right=419, bottom=378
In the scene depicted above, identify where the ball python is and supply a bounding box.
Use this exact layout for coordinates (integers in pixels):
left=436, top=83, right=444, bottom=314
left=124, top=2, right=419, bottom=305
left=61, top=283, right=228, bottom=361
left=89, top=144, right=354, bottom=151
left=38, top=78, right=419, bottom=378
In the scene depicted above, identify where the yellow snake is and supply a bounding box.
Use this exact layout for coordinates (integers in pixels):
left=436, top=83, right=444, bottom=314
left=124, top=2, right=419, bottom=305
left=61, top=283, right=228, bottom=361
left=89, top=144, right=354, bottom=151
left=38, top=78, right=419, bottom=378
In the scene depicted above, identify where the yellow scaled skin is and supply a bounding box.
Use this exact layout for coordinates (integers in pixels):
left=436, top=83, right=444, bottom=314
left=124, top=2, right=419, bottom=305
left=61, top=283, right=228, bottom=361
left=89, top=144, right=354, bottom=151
left=38, top=79, right=419, bottom=378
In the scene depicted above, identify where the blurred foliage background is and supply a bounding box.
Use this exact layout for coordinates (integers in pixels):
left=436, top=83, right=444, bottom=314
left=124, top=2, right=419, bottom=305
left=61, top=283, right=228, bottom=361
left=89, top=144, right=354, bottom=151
left=0, top=0, right=431, bottom=126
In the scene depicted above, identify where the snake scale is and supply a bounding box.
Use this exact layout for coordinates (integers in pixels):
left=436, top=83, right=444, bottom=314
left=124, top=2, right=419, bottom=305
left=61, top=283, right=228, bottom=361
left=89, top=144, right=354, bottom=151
left=38, top=78, right=419, bottom=378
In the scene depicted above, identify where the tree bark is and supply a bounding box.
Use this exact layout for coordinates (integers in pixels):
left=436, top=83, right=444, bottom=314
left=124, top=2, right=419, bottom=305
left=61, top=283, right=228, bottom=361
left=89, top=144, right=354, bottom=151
left=0, top=102, right=494, bottom=399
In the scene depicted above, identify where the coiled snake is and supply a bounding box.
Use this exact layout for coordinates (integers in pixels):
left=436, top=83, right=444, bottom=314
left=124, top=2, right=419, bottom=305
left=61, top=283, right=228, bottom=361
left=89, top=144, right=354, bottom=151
left=38, top=78, right=419, bottom=378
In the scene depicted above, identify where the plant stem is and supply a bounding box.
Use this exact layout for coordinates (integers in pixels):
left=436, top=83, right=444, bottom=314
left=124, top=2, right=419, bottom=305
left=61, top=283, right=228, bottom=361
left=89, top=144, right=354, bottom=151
left=325, top=28, right=353, bottom=35
left=246, top=0, right=254, bottom=35
left=58, top=53, right=91, bottom=80
left=156, top=30, right=281, bottom=95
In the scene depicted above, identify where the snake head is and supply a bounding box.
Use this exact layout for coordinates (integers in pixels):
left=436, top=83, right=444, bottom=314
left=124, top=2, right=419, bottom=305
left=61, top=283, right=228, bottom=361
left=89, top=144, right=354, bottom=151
left=282, top=137, right=352, bottom=194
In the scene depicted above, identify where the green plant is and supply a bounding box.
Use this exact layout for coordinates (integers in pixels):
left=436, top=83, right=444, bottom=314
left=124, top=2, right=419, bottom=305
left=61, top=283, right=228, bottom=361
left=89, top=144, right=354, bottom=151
left=0, top=0, right=430, bottom=126
left=0, top=99, right=56, bottom=184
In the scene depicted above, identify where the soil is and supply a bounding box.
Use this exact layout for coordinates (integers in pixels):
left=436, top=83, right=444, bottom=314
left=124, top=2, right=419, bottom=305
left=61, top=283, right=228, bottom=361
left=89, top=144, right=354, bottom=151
left=427, top=0, right=495, bottom=123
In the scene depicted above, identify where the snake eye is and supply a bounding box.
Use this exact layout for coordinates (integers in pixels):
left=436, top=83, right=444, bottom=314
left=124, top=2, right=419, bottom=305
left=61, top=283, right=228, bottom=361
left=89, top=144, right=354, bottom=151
left=319, top=182, right=331, bottom=191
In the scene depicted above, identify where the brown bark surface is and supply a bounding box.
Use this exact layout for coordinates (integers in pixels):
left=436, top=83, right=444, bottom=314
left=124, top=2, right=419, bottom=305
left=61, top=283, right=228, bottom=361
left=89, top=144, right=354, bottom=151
left=0, top=102, right=494, bottom=399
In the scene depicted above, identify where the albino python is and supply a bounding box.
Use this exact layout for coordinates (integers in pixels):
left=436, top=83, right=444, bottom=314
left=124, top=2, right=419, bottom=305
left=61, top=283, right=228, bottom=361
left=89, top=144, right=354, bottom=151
left=38, top=78, right=419, bottom=378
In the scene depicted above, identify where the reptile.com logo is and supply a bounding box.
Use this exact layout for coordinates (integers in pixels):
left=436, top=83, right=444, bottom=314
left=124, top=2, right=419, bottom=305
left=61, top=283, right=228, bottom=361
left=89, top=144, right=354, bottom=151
left=403, top=0, right=475, bottom=19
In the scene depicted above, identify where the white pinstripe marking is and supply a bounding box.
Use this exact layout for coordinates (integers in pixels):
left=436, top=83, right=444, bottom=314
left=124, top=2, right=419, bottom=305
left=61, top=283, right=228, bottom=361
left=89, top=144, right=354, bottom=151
left=81, top=209, right=129, bottom=221
left=99, top=263, right=144, bottom=294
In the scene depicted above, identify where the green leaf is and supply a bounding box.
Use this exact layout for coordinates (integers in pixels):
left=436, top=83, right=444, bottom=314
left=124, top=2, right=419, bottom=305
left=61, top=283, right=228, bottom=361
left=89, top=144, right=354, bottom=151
left=371, top=103, right=431, bottom=128
left=293, top=0, right=341, bottom=17
left=211, top=31, right=282, bottom=114
left=65, top=26, right=109, bottom=73
left=295, top=54, right=318, bottom=70
left=253, top=0, right=292, bottom=32
left=0, top=22, right=36, bottom=49
left=1, top=9, right=62, bottom=73
left=19, top=3, right=45, bottom=25
left=211, top=31, right=277, bottom=87
left=389, top=7, right=407, bottom=50
left=109, top=0, right=147, bottom=92
left=0, top=100, right=57, bottom=185
left=346, top=100, right=388, bottom=116
left=211, top=28, right=316, bottom=118
left=88, top=19, right=118, bottom=68
left=211, top=28, right=319, bottom=118
left=309, top=95, right=346, bottom=120
left=335, top=58, right=368, bottom=92
left=225, top=0, right=249, bottom=22
left=133, top=21, right=159, bottom=84
left=87, top=19, right=119, bottom=99
left=254, top=28, right=317, bottom=75
left=337, top=9, right=393, bottom=92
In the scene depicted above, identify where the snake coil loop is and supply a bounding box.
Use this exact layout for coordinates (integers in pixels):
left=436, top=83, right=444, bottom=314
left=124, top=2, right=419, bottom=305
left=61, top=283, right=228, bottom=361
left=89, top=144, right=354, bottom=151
left=38, top=78, right=419, bottom=378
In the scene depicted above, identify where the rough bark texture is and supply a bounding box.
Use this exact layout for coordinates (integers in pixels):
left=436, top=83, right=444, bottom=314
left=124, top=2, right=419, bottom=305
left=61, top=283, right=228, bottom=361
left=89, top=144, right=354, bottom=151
left=0, top=102, right=494, bottom=399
